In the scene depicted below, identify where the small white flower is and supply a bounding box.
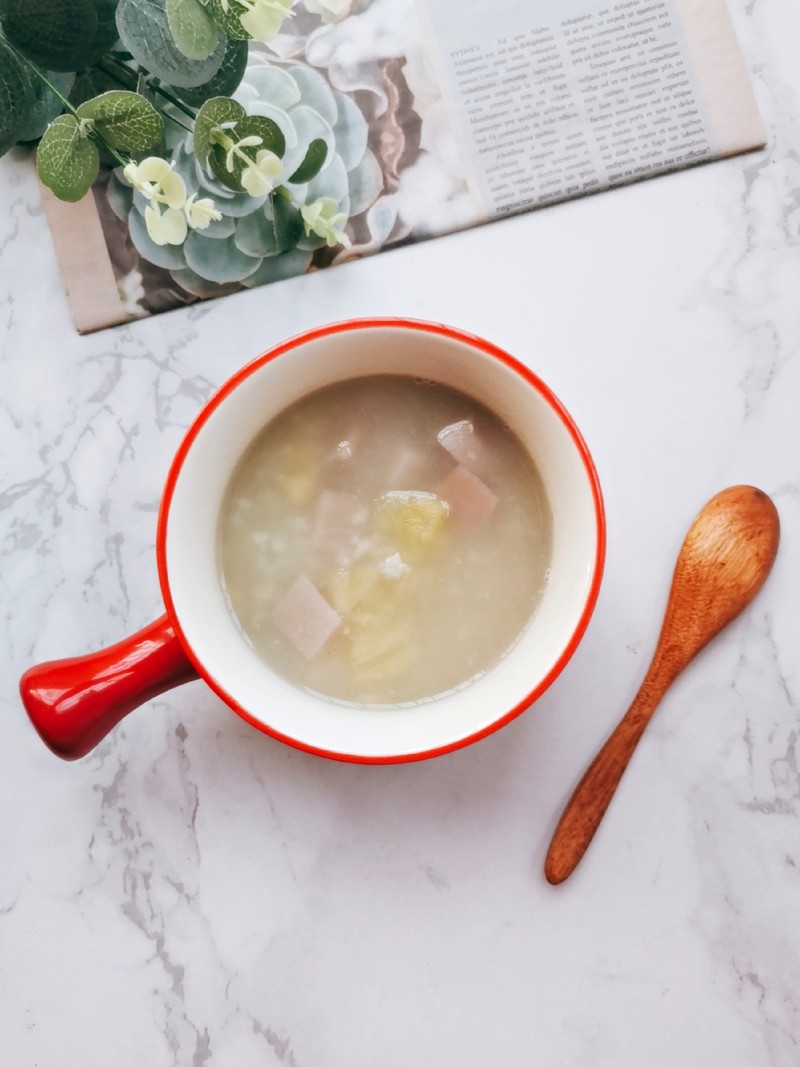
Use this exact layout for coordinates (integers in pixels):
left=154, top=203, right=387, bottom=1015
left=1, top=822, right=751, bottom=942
left=303, top=0, right=351, bottom=22
left=225, top=134, right=263, bottom=174
left=144, top=203, right=188, bottom=246
left=300, top=197, right=351, bottom=248
left=237, top=0, right=295, bottom=43
left=124, top=156, right=187, bottom=210
left=241, top=149, right=283, bottom=196
left=183, top=194, right=222, bottom=231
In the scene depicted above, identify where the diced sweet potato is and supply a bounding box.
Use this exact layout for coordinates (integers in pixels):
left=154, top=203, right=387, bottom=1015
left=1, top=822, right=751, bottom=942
left=378, top=490, right=449, bottom=558
left=437, top=465, right=498, bottom=526
left=325, top=563, right=382, bottom=618
left=272, top=575, right=341, bottom=660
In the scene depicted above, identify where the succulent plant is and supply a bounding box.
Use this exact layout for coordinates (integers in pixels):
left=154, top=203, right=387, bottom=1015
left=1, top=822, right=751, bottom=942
left=107, top=50, right=383, bottom=297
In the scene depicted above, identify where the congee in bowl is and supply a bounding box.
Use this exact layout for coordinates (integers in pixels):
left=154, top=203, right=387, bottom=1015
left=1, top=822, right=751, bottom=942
left=219, top=374, right=552, bottom=706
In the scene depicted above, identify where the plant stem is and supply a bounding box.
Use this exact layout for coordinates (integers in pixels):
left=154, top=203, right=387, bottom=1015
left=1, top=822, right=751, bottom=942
left=1, top=33, right=129, bottom=166
left=148, top=82, right=197, bottom=121
left=103, top=56, right=197, bottom=121
left=3, top=35, right=80, bottom=118
left=97, top=58, right=137, bottom=91
left=97, top=60, right=193, bottom=135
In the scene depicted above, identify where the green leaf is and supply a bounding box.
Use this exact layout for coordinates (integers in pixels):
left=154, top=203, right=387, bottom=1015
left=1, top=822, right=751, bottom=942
left=37, top=114, right=100, bottom=201
left=193, top=95, right=244, bottom=167
left=271, top=193, right=303, bottom=253
left=171, top=266, right=235, bottom=297
left=14, top=71, right=75, bottom=143
left=206, top=0, right=250, bottom=40
left=234, top=210, right=279, bottom=257
left=288, top=139, right=327, bottom=184
left=1, top=0, right=118, bottom=72
left=0, top=38, right=37, bottom=155
left=116, top=0, right=227, bottom=87
left=208, top=114, right=286, bottom=191
left=170, top=37, right=247, bottom=107
left=76, top=90, right=163, bottom=153
left=94, top=0, right=123, bottom=54
left=166, top=0, right=220, bottom=61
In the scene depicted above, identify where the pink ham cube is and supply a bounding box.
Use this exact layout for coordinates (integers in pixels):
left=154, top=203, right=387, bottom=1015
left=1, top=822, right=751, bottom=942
left=436, top=419, right=489, bottom=477
left=272, top=575, right=341, bottom=660
left=312, top=490, right=367, bottom=558
left=438, top=465, right=498, bottom=527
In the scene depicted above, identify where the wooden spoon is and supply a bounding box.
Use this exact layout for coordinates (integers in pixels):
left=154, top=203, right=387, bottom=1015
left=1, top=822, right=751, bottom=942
left=545, top=485, right=780, bottom=886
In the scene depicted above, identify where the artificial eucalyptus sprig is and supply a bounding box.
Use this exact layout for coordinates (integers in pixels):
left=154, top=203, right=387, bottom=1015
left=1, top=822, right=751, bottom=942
left=0, top=0, right=312, bottom=201
left=1, top=0, right=365, bottom=267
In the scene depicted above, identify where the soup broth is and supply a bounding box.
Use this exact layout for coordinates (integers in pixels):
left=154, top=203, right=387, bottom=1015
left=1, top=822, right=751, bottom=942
left=218, top=375, right=552, bottom=705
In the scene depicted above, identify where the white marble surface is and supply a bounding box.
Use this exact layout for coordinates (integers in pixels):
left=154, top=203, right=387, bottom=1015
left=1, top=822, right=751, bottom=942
left=2, top=1, right=800, bottom=1063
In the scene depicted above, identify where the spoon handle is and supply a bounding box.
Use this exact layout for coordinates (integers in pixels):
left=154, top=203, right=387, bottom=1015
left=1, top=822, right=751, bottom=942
left=544, top=681, right=665, bottom=885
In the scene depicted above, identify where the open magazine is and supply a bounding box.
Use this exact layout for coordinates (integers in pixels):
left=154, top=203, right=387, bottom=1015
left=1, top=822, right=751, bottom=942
left=42, top=0, right=764, bottom=332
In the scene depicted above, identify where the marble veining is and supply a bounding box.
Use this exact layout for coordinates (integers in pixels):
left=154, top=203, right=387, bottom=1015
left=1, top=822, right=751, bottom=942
left=2, top=1, right=800, bottom=1064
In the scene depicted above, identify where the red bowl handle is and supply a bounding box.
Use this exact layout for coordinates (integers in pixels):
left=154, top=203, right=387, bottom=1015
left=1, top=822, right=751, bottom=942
left=19, top=614, right=199, bottom=760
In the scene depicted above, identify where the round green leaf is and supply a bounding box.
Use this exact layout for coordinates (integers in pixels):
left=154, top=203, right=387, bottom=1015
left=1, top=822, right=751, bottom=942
left=288, top=139, right=327, bottom=184
left=166, top=0, right=220, bottom=61
left=206, top=0, right=250, bottom=40
left=240, top=247, right=312, bottom=289
left=270, top=193, right=303, bottom=253
left=37, top=115, right=100, bottom=201
left=171, top=266, right=235, bottom=297
left=193, top=95, right=244, bottom=167
left=171, top=37, right=247, bottom=107
left=1, top=0, right=116, bottom=72
left=94, top=0, right=123, bottom=54
left=234, top=209, right=279, bottom=258
left=116, top=0, right=227, bottom=87
left=0, top=39, right=37, bottom=154
left=76, top=90, right=163, bottom=153
left=208, top=114, right=286, bottom=191
left=183, top=231, right=261, bottom=283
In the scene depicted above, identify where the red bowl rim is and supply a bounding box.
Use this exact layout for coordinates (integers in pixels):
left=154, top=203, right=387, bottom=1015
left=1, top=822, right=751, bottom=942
left=156, top=317, right=606, bottom=764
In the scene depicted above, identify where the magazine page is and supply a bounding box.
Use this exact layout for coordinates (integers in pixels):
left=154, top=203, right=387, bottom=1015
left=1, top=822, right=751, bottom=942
left=419, top=0, right=765, bottom=219
left=35, top=0, right=763, bottom=333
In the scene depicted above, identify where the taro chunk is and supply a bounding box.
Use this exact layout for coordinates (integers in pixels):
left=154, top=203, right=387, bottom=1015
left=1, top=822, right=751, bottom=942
left=438, top=465, right=498, bottom=527
left=272, top=575, right=341, bottom=660
left=378, top=490, right=449, bottom=558
left=437, top=419, right=489, bottom=477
